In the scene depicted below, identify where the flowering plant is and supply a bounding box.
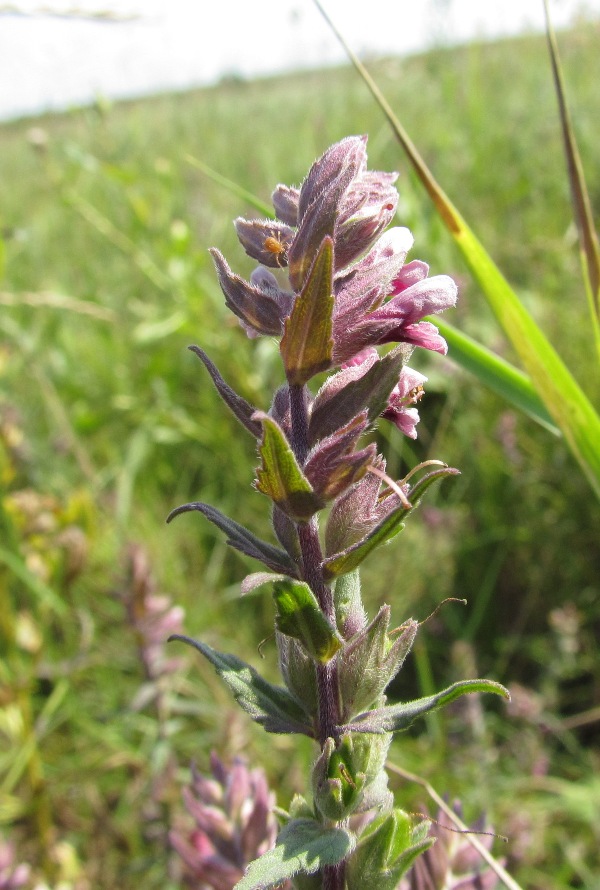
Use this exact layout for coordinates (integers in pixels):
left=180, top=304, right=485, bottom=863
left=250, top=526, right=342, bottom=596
left=168, top=136, right=508, bottom=890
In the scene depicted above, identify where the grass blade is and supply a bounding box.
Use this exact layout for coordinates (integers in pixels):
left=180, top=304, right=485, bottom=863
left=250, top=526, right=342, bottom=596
left=185, top=154, right=274, bottom=218
left=434, top=318, right=559, bottom=435
left=543, top=0, right=600, bottom=357
left=314, top=0, right=600, bottom=499
left=387, top=762, right=523, bottom=890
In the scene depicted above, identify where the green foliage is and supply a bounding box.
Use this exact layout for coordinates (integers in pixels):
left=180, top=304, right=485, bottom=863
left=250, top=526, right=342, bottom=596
left=255, top=413, right=324, bottom=520
left=234, top=818, right=355, bottom=890
left=344, top=678, right=509, bottom=732
left=346, top=809, right=434, bottom=890
left=168, top=634, right=312, bottom=735
left=273, top=579, right=343, bottom=663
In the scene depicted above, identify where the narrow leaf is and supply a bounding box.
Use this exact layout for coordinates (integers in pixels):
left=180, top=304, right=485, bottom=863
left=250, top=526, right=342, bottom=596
left=543, top=0, right=600, bottom=353
left=315, top=0, right=600, bottom=500
left=281, top=236, right=334, bottom=385
left=166, top=501, right=298, bottom=576
left=323, top=467, right=459, bottom=579
left=343, top=679, right=509, bottom=734
left=273, top=579, right=343, bottom=663
left=254, top=412, right=324, bottom=520
left=434, top=319, right=559, bottom=435
left=168, top=634, right=313, bottom=735
left=185, top=153, right=274, bottom=218
left=234, top=818, right=355, bottom=890
left=188, top=345, right=262, bottom=437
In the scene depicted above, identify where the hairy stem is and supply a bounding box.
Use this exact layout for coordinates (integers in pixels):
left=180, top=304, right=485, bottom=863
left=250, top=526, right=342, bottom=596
left=289, top=384, right=340, bottom=740
left=289, top=385, right=340, bottom=743
left=323, top=862, right=346, bottom=890
left=289, top=383, right=344, bottom=888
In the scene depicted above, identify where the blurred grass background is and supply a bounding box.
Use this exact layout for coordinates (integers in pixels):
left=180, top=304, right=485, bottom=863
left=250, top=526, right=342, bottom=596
left=1, top=23, right=599, bottom=889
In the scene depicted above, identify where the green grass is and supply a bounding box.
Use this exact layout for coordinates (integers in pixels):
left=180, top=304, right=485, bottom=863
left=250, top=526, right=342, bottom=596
left=1, top=23, right=599, bottom=889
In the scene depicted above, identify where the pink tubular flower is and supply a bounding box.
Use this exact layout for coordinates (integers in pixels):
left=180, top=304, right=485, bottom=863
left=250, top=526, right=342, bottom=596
left=339, top=347, right=427, bottom=439
left=381, top=366, right=427, bottom=439
left=216, top=136, right=457, bottom=367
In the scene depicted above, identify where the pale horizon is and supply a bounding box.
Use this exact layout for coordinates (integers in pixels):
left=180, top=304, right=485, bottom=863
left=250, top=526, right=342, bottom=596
left=1, top=0, right=598, bottom=121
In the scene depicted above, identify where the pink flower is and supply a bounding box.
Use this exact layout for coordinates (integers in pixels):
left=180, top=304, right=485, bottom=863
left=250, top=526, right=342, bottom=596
left=340, top=348, right=427, bottom=439
left=214, top=136, right=457, bottom=367
left=170, top=754, right=290, bottom=890
left=382, top=366, right=427, bottom=439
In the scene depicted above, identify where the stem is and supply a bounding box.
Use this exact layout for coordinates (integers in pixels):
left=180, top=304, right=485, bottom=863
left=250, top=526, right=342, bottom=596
left=323, top=862, right=346, bottom=890
left=289, top=385, right=340, bottom=745
left=289, top=383, right=345, bottom=888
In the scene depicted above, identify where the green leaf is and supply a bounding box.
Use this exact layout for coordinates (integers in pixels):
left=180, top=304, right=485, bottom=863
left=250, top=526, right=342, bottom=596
left=343, top=678, right=509, bottom=734
left=273, top=579, right=343, bottom=663
left=316, top=4, right=600, bottom=500
left=132, top=310, right=186, bottom=343
left=434, top=319, right=559, bottom=435
left=281, top=236, right=334, bottom=385
left=166, top=501, right=297, bottom=576
left=168, top=634, right=313, bottom=736
left=234, top=818, right=355, bottom=890
left=323, top=467, right=459, bottom=578
left=254, top=412, right=324, bottom=521
left=448, top=225, right=600, bottom=499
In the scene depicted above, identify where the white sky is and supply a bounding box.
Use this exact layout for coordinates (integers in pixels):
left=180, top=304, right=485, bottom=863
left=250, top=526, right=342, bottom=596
left=0, top=0, right=598, bottom=120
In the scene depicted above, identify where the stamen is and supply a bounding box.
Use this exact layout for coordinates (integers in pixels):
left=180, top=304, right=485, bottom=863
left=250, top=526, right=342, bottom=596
left=367, top=464, right=412, bottom=508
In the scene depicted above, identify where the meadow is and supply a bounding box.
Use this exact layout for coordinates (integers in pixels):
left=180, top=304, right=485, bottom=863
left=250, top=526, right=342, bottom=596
left=1, top=22, right=599, bottom=889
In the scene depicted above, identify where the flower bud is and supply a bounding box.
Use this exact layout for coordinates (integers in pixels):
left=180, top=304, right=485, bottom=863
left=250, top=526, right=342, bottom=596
left=338, top=606, right=418, bottom=721
left=312, top=731, right=392, bottom=821
left=346, top=809, right=434, bottom=890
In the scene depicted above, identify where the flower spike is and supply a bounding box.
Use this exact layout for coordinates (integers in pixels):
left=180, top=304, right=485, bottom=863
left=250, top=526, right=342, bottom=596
left=168, top=135, right=512, bottom=890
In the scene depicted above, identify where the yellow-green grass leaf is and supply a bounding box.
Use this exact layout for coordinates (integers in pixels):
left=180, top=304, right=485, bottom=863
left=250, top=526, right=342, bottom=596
left=0, top=546, right=66, bottom=615
left=314, top=0, right=600, bottom=499
left=185, top=153, right=274, bottom=218
left=434, top=318, right=559, bottom=435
